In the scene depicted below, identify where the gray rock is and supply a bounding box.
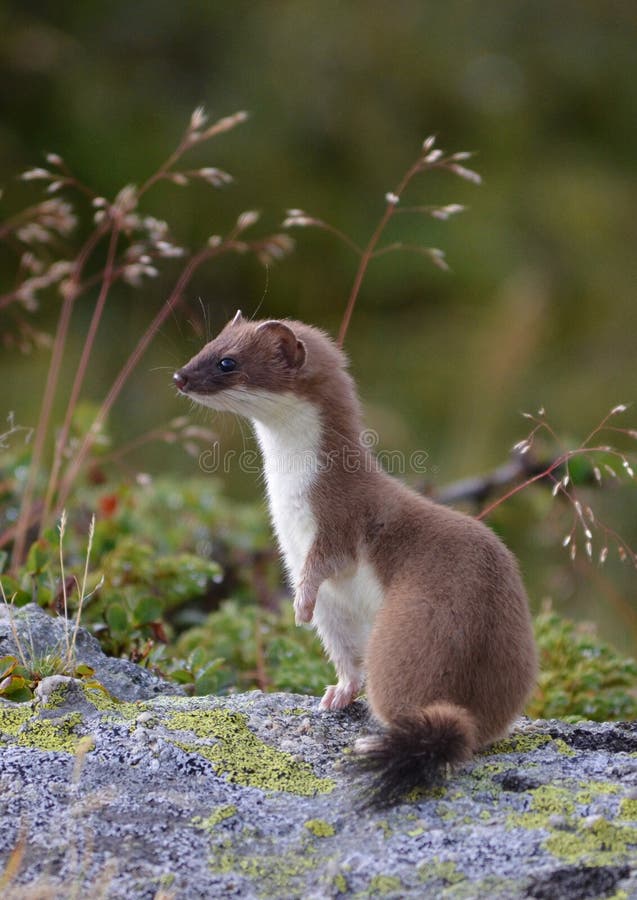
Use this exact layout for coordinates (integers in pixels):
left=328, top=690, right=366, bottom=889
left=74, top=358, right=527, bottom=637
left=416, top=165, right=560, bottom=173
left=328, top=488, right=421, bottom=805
left=0, top=603, right=181, bottom=701
left=1, top=680, right=636, bottom=899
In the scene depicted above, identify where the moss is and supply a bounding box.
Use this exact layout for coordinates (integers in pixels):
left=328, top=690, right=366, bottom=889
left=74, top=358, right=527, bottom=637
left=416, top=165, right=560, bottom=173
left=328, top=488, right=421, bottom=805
left=375, top=820, right=392, bottom=839
left=0, top=704, right=32, bottom=735
left=487, top=733, right=552, bottom=755
left=367, top=874, right=403, bottom=894
left=405, top=784, right=446, bottom=802
left=436, top=802, right=462, bottom=822
left=418, top=858, right=465, bottom=886
left=1, top=703, right=89, bottom=754
left=210, top=845, right=317, bottom=896
left=508, top=784, right=575, bottom=830
left=545, top=817, right=637, bottom=866
left=304, top=819, right=335, bottom=838
left=168, top=708, right=334, bottom=796
left=39, top=683, right=71, bottom=709
left=333, top=873, right=348, bottom=894
left=17, top=712, right=86, bottom=753
left=192, top=804, right=238, bottom=831
left=575, top=781, right=621, bottom=804
left=81, top=684, right=137, bottom=716
left=476, top=761, right=511, bottom=775
left=553, top=738, right=576, bottom=757
left=443, top=875, right=521, bottom=898
left=619, top=798, right=637, bottom=821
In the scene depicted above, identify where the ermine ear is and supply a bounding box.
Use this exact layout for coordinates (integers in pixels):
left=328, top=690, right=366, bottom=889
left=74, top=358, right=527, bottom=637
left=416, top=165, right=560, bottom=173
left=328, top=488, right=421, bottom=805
left=231, top=309, right=244, bottom=326
left=257, top=320, right=306, bottom=369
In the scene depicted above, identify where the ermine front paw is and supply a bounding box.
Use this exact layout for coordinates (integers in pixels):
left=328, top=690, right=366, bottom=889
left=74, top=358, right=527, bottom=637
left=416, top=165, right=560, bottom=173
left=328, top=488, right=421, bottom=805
left=319, top=681, right=360, bottom=711
left=293, top=586, right=315, bottom=625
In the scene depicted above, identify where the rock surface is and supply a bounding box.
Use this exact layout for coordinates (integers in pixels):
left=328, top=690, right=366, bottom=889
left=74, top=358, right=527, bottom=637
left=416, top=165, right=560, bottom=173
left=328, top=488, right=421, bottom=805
left=0, top=603, right=181, bottom=701
left=0, top=607, right=636, bottom=899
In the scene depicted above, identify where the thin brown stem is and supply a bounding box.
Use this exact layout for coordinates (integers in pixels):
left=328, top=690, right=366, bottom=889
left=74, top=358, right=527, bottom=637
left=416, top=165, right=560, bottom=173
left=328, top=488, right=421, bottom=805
left=137, top=135, right=193, bottom=198
left=41, top=224, right=121, bottom=528
left=10, top=225, right=107, bottom=571
left=337, top=158, right=423, bottom=347
left=54, top=240, right=241, bottom=513
left=476, top=444, right=630, bottom=522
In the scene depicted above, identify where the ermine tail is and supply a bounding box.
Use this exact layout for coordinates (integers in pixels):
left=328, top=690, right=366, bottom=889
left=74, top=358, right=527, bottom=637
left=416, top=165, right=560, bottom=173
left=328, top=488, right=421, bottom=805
left=356, top=702, right=477, bottom=806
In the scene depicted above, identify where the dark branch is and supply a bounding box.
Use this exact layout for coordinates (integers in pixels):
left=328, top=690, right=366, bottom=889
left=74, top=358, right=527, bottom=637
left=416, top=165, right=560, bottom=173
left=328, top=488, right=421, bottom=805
left=426, top=451, right=580, bottom=510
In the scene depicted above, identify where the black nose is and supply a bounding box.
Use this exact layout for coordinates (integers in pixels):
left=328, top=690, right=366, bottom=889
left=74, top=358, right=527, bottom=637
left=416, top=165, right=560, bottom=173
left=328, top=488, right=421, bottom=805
left=173, top=371, right=188, bottom=391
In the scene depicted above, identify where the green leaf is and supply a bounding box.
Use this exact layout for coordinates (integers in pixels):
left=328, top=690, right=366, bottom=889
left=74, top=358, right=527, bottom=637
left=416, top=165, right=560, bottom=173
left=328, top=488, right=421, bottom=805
left=12, top=664, right=32, bottom=679
left=133, top=596, right=162, bottom=626
left=0, top=655, right=17, bottom=679
left=170, top=668, right=195, bottom=684
left=106, top=603, right=129, bottom=635
left=74, top=663, right=95, bottom=678
left=2, top=685, right=34, bottom=702
left=25, top=540, right=52, bottom=575
left=0, top=674, right=33, bottom=702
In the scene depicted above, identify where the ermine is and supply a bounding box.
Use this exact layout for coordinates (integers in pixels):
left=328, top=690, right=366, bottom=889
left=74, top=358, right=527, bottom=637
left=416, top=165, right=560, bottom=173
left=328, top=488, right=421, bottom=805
left=174, top=312, right=538, bottom=802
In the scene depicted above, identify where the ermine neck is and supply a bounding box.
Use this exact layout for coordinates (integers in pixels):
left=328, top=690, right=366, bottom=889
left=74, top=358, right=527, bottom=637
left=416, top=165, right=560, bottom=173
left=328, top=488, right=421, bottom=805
left=251, top=392, right=323, bottom=490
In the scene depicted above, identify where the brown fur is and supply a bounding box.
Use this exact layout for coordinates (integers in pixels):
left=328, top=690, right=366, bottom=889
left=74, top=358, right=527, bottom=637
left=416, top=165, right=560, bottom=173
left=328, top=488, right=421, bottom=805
left=175, top=313, right=538, bottom=801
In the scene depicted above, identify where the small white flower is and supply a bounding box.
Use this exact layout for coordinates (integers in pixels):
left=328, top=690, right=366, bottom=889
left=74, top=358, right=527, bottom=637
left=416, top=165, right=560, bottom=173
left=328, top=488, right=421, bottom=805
left=385, top=192, right=400, bottom=205
left=236, top=210, right=260, bottom=230
left=21, top=168, right=51, bottom=181
left=190, top=106, right=207, bottom=130
left=422, top=135, right=436, bottom=152
left=452, top=165, right=482, bottom=184
left=198, top=167, right=233, bottom=186
left=282, top=215, right=317, bottom=228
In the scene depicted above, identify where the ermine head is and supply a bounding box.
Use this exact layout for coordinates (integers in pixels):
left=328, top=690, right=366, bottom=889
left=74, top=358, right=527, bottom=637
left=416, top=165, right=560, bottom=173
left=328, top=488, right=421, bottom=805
left=173, top=311, right=354, bottom=426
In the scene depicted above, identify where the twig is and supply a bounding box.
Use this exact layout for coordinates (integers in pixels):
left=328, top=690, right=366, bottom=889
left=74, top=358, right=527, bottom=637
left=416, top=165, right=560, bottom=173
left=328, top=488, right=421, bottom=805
left=10, top=224, right=107, bottom=571
left=42, top=223, right=121, bottom=527
left=431, top=451, right=559, bottom=508
left=54, top=238, right=245, bottom=513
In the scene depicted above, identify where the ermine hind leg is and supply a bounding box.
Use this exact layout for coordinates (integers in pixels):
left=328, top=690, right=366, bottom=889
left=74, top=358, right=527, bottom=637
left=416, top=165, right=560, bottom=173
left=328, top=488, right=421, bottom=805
left=313, top=595, right=365, bottom=711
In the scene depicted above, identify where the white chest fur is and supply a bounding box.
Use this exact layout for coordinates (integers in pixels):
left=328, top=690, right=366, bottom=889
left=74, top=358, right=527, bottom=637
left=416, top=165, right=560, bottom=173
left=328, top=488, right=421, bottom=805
left=251, top=391, right=321, bottom=584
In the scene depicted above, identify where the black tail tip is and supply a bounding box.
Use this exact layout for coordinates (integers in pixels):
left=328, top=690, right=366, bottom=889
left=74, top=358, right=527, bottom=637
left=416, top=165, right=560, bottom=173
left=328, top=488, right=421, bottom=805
left=352, top=702, right=477, bottom=808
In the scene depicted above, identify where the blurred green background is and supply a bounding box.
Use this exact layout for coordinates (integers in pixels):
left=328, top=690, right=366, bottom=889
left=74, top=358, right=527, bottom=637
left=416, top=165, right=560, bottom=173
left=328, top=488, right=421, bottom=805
left=1, top=2, right=635, bottom=649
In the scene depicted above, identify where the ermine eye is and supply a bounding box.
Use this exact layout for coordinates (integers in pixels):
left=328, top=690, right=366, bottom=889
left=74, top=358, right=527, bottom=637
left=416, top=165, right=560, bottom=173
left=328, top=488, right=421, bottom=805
left=217, top=357, right=237, bottom=372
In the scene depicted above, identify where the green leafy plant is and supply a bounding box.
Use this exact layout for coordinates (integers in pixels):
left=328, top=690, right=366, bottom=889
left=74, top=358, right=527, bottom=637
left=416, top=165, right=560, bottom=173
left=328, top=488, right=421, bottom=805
left=0, top=511, right=107, bottom=701
left=529, top=601, right=637, bottom=721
